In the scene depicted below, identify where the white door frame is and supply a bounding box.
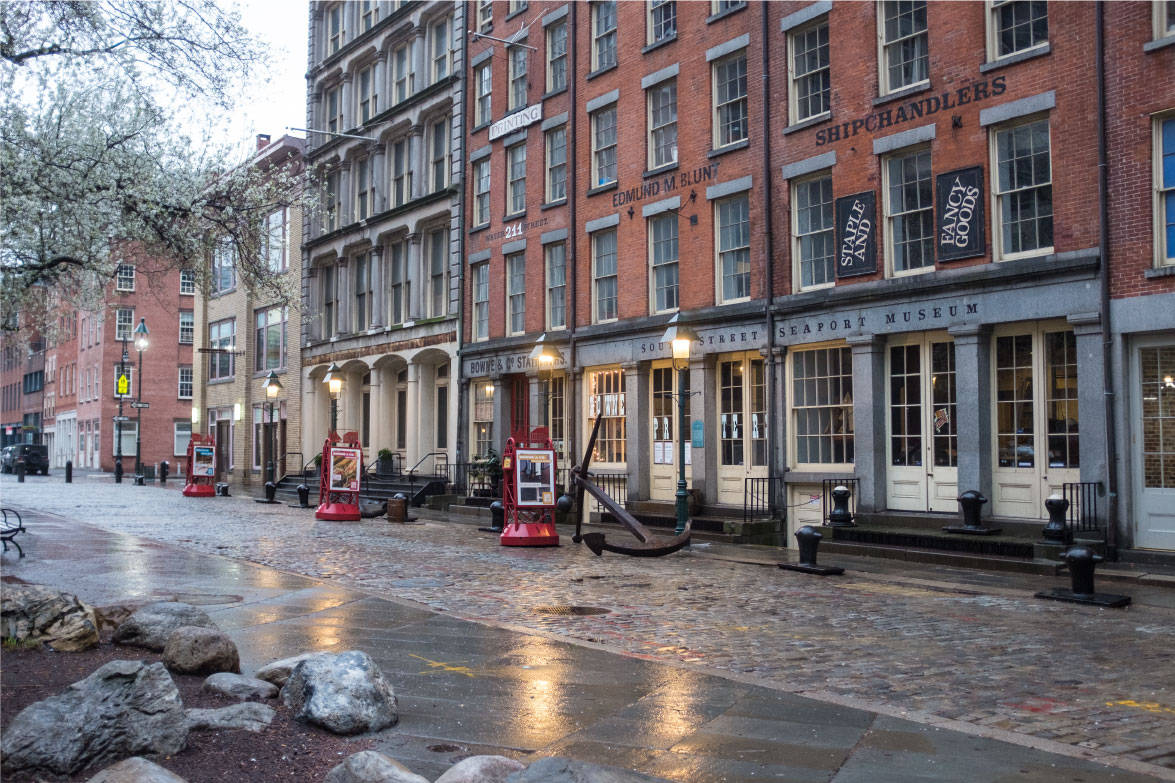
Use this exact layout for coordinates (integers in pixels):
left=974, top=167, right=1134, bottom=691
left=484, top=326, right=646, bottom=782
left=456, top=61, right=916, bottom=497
left=1132, top=337, right=1175, bottom=550
left=650, top=361, right=681, bottom=502
left=715, top=351, right=768, bottom=506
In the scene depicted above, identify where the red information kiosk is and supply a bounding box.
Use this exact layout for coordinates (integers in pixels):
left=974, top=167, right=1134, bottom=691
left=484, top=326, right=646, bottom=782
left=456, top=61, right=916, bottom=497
left=500, top=427, right=560, bottom=547
left=182, top=434, right=216, bottom=497
left=315, top=431, right=363, bottom=521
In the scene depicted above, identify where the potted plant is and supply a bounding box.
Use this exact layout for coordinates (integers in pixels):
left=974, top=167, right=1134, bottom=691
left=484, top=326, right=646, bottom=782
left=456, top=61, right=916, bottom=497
left=377, top=448, right=396, bottom=476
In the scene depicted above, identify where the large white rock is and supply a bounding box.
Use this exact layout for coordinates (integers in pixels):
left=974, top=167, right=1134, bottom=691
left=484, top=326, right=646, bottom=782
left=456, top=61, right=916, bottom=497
left=162, top=625, right=240, bottom=675
left=323, top=751, right=428, bottom=783
left=203, top=672, right=277, bottom=700
left=281, top=650, right=397, bottom=735
left=85, top=757, right=188, bottom=783
left=253, top=651, right=330, bottom=687
left=113, top=602, right=218, bottom=651
left=0, top=582, right=99, bottom=651
left=185, top=702, right=275, bottom=733
left=1, top=660, right=188, bottom=778
left=435, top=755, right=527, bottom=783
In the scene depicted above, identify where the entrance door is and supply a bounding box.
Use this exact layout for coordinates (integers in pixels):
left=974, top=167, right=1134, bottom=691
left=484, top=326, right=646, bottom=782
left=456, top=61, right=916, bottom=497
left=716, top=353, right=768, bottom=506
left=1134, top=343, right=1175, bottom=550
left=215, top=420, right=231, bottom=479
left=509, top=375, right=529, bottom=440
left=991, top=326, right=1080, bottom=518
left=650, top=363, right=688, bottom=501
left=887, top=335, right=958, bottom=512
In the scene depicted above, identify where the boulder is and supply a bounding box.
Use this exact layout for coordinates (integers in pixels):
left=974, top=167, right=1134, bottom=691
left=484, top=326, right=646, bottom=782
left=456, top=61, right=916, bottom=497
left=436, top=755, right=527, bottom=783
left=185, top=702, right=275, bottom=733
left=93, top=602, right=144, bottom=631
left=504, top=758, right=671, bottom=783
left=162, top=625, right=240, bottom=675
left=323, top=751, right=428, bottom=783
left=281, top=650, right=397, bottom=734
left=85, top=757, right=188, bottom=783
left=0, top=582, right=99, bottom=651
left=113, top=602, right=217, bottom=651
left=1, top=660, right=188, bottom=778
left=203, top=672, right=277, bottom=700
left=253, top=651, right=330, bottom=688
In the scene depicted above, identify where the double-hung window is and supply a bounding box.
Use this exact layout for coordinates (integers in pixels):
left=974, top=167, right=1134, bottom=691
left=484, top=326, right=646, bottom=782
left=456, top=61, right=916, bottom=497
left=325, top=85, right=342, bottom=134
left=430, top=16, right=451, bottom=83
left=116, top=264, right=135, bottom=292
left=546, top=243, right=566, bottom=330
left=327, top=4, right=342, bottom=54
left=993, top=118, right=1053, bottom=259
left=591, top=105, right=617, bottom=188
left=355, top=156, right=374, bottom=220
left=592, top=1, right=617, bottom=71
left=507, top=143, right=527, bottom=215
left=428, top=228, right=448, bottom=317
left=211, top=242, right=235, bottom=293
left=592, top=229, right=618, bottom=323
left=262, top=209, right=286, bottom=271
left=648, top=0, right=676, bottom=45
left=880, top=0, right=929, bottom=95
left=324, top=170, right=340, bottom=231
left=115, top=308, right=134, bottom=341
left=473, top=262, right=489, bottom=340
left=1158, top=116, right=1175, bottom=267
left=1157, top=1, right=1175, bottom=39
left=649, top=214, right=679, bottom=313
left=208, top=318, right=235, bottom=381
left=478, top=0, right=492, bottom=32
left=885, top=148, right=934, bottom=274
left=393, top=43, right=413, bottom=103
left=988, top=1, right=1048, bottom=61
left=179, top=311, right=194, bottom=344
left=474, top=159, right=491, bottom=227
left=360, top=0, right=377, bottom=32
left=178, top=367, right=193, bottom=400
left=507, top=252, right=526, bottom=335
left=321, top=265, right=336, bottom=339
left=713, top=52, right=748, bottom=148
left=358, top=65, right=378, bottom=123
left=792, top=174, right=835, bottom=290
left=430, top=117, right=450, bottom=192
left=648, top=80, right=677, bottom=169
left=388, top=241, right=408, bottom=325
left=509, top=45, right=528, bottom=111
left=353, top=255, right=371, bottom=330
left=254, top=306, right=287, bottom=371
left=789, top=18, right=830, bottom=124
left=716, top=194, right=750, bottom=302
left=546, top=20, right=567, bottom=92
left=791, top=347, right=854, bottom=466
left=180, top=270, right=196, bottom=295
left=545, top=126, right=567, bottom=203
left=475, top=62, right=492, bottom=126
left=392, top=138, right=412, bottom=207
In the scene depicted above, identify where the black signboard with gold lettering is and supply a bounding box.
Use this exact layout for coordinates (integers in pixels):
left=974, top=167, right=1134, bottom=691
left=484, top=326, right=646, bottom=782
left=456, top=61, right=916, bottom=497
left=835, top=191, right=877, bottom=278
left=936, top=167, right=985, bottom=261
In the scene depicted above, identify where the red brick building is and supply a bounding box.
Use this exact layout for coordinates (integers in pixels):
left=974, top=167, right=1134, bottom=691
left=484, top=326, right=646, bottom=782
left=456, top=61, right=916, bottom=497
left=43, top=307, right=79, bottom=468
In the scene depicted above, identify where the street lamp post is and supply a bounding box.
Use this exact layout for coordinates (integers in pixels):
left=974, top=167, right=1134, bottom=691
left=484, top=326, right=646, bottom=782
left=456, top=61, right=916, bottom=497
left=133, top=318, right=149, bottom=483
left=263, top=371, right=283, bottom=484
left=115, top=339, right=128, bottom=483
left=528, top=333, right=561, bottom=432
left=323, top=362, right=343, bottom=434
left=661, top=315, right=699, bottom=536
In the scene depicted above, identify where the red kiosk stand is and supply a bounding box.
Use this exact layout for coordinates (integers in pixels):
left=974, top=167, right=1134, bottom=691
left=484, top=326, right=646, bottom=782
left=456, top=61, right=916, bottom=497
left=500, top=427, right=560, bottom=547
left=315, top=431, right=363, bottom=521
left=182, top=434, right=216, bottom=497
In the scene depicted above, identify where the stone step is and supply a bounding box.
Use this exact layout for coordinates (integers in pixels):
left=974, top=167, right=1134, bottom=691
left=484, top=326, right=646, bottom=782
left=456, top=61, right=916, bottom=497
left=817, top=539, right=1064, bottom=575
left=855, top=511, right=1046, bottom=539
left=829, top=525, right=1037, bottom=559
left=599, top=511, right=781, bottom=546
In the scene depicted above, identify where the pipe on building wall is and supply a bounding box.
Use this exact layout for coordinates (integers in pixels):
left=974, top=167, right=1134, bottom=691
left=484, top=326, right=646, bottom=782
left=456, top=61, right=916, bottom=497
left=567, top=1, right=579, bottom=464
left=454, top=0, right=469, bottom=467
left=760, top=0, right=779, bottom=521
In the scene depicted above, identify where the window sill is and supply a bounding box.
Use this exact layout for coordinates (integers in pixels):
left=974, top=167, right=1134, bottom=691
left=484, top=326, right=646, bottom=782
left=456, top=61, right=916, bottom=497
left=1143, top=34, right=1175, bottom=53
left=872, top=81, right=932, bottom=107
left=502, top=211, right=527, bottom=221
left=644, top=162, right=678, bottom=180
left=207, top=378, right=234, bottom=386
left=642, top=34, right=676, bottom=55
left=979, top=43, right=1051, bottom=73
left=469, top=224, right=490, bottom=235
left=708, top=139, right=749, bottom=159
left=587, top=63, right=617, bottom=81
left=783, top=112, right=832, bottom=136
left=472, top=121, right=491, bottom=134
left=542, top=86, right=568, bottom=102
left=1144, top=265, right=1175, bottom=279
left=586, top=182, right=618, bottom=197
left=995, top=249, right=1054, bottom=264
left=706, top=3, right=747, bottom=24
left=542, top=199, right=567, bottom=211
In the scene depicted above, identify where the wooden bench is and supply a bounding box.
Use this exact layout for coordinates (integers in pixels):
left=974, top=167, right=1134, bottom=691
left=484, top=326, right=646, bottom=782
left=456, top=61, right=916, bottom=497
left=1, top=508, right=25, bottom=558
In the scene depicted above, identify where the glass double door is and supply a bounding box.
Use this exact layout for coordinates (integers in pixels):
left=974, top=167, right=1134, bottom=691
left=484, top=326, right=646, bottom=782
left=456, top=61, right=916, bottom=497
left=1133, top=342, right=1175, bottom=550
left=886, top=335, right=958, bottom=512
left=715, top=353, right=767, bottom=506
left=650, top=363, right=687, bottom=501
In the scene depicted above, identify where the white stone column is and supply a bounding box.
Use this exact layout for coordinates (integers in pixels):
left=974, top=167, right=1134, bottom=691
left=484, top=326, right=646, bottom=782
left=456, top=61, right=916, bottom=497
left=405, top=362, right=421, bottom=467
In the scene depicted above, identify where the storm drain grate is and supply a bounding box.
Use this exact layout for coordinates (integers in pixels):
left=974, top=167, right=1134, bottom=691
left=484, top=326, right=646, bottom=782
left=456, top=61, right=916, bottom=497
left=428, top=744, right=463, bottom=753
left=534, top=605, right=611, bottom=616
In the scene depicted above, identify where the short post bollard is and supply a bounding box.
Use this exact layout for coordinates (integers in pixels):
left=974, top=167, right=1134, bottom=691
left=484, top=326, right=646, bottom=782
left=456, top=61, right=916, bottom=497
left=489, top=500, right=505, bottom=533
left=114, top=460, right=124, bottom=484
left=216, top=482, right=230, bottom=497
left=264, top=481, right=277, bottom=502
left=825, top=485, right=856, bottom=527
left=134, top=473, right=145, bottom=486
left=16, top=460, right=25, bottom=483
left=779, top=525, right=844, bottom=576
left=295, top=483, right=310, bottom=508
left=159, top=461, right=168, bottom=485
left=65, top=460, right=73, bottom=484
left=943, top=489, right=1001, bottom=535
left=1035, top=545, right=1131, bottom=608
left=1041, top=493, right=1072, bottom=544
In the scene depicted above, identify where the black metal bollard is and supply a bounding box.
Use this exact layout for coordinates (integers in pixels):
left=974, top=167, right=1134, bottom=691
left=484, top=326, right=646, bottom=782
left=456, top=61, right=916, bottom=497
left=1035, top=545, right=1131, bottom=608
left=1041, top=494, right=1072, bottom=544
left=159, top=461, right=168, bottom=485
left=780, top=524, right=844, bottom=576
left=264, top=481, right=277, bottom=502
left=296, top=483, right=310, bottom=507
left=65, top=460, right=72, bottom=483
left=216, top=482, right=230, bottom=497
left=114, top=459, right=124, bottom=484
left=489, top=500, right=505, bottom=532
left=944, top=489, right=1001, bottom=535
left=825, top=485, right=855, bottom=527
left=134, top=473, right=145, bottom=485
left=16, top=460, right=25, bottom=483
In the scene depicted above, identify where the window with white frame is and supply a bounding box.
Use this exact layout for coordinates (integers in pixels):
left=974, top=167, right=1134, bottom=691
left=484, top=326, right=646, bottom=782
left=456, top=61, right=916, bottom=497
left=473, top=382, right=494, bottom=455
left=591, top=105, right=617, bottom=188
left=179, top=311, right=194, bottom=344
left=256, top=305, right=288, bottom=371
left=1157, top=115, right=1175, bottom=267
left=430, top=16, right=451, bottom=83
left=115, top=308, right=134, bottom=341
left=507, top=252, right=526, bottom=335
left=792, top=173, right=835, bottom=290
left=428, top=227, right=447, bottom=317
left=321, top=265, right=336, bottom=338
left=116, top=264, right=135, bottom=292
left=789, top=18, right=830, bottom=124
left=327, top=3, right=343, bottom=54
left=473, top=262, right=489, bottom=340
left=546, top=243, right=566, bottom=329
left=507, top=143, right=526, bottom=214
left=592, top=1, right=617, bottom=71
left=648, top=0, right=676, bottom=45
left=112, top=419, right=137, bottom=457
left=324, top=170, right=340, bottom=231
left=360, top=0, right=377, bottom=31
left=474, top=158, right=491, bottom=227
left=358, top=65, right=378, bottom=123
left=211, top=242, right=234, bottom=293
left=545, top=126, right=567, bottom=203
left=546, top=19, right=567, bottom=92
left=252, top=405, right=264, bottom=470
left=1157, top=1, right=1175, bottom=39
left=713, top=52, right=748, bottom=148
left=649, top=213, right=679, bottom=313
left=791, top=346, right=854, bottom=466
left=174, top=421, right=191, bottom=456
left=478, top=0, right=492, bottom=32
left=509, top=45, right=528, bottom=111
left=392, top=138, right=412, bottom=207
left=180, top=270, right=196, bottom=294
left=325, top=85, right=342, bottom=133
left=717, top=193, right=751, bottom=302
left=592, top=229, right=618, bottom=322
left=993, top=117, right=1053, bottom=259
left=712, top=0, right=745, bottom=14
left=352, top=255, right=370, bottom=331
left=430, top=116, right=450, bottom=192
left=508, top=0, right=527, bottom=13
left=388, top=241, right=409, bottom=324
left=208, top=318, right=235, bottom=380
left=880, top=0, right=929, bottom=95
left=475, top=62, right=492, bottom=126
left=178, top=366, right=193, bottom=399
left=885, top=148, right=934, bottom=274
left=262, top=209, right=287, bottom=271
left=588, top=368, right=626, bottom=463
left=988, top=1, right=1047, bottom=61
left=648, top=80, right=677, bottom=169
left=355, top=157, right=373, bottom=221
left=393, top=43, right=413, bottom=103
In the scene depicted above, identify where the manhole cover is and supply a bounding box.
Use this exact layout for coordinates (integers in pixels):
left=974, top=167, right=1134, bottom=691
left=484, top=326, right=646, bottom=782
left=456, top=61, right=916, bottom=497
left=534, top=605, right=611, bottom=616
left=428, top=744, right=463, bottom=753
left=168, top=593, right=242, bottom=606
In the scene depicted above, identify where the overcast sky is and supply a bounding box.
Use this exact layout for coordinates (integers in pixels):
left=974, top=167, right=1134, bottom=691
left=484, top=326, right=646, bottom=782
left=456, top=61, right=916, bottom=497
left=227, top=1, right=310, bottom=153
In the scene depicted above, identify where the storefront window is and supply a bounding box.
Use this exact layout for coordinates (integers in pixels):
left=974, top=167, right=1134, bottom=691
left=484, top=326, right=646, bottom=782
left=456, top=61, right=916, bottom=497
left=474, top=382, right=494, bottom=457
left=792, top=347, right=853, bottom=465
left=588, top=368, right=625, bottom=463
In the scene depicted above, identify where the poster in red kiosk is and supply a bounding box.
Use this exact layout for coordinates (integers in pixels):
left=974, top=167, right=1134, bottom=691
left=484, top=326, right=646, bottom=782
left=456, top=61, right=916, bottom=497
left=316, top=431, right=362, bottom=521
left=500, top=428, right=560, bottom=546
left=182, top=434, right=216, bottom=497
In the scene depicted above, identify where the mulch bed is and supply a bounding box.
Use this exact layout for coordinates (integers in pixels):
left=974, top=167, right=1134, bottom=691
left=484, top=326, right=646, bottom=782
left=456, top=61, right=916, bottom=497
left=1, top=631, right=379, bottom=782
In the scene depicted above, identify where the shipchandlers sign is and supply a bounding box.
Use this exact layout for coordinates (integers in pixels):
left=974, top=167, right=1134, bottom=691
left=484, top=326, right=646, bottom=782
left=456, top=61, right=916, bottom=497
left=835, top=191, right=877, bottom=278
left=936, top=166, right=985, bottom=261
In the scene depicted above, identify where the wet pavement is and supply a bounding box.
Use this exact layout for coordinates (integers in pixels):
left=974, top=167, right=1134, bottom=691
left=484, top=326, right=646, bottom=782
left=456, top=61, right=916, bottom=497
left=1, top=474, right=1174, bottom=781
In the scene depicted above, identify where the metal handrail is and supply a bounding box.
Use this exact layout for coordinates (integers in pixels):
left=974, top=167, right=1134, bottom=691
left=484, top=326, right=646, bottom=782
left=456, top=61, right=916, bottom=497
left=406, top=451, right=450, bottom=481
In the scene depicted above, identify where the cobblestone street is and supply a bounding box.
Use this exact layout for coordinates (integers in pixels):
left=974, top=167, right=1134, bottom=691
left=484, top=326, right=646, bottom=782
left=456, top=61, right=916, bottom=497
left=3, top=474, right=1174, bottom=777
